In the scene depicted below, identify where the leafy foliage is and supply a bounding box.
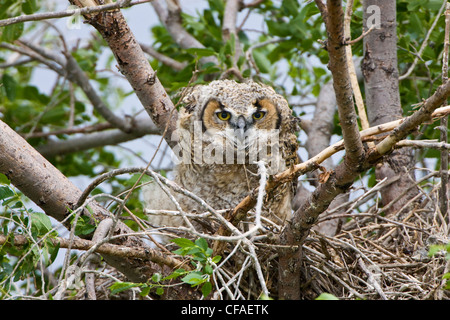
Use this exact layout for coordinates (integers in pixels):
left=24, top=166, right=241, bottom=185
left=109, top=237, right=221, bottom=298
left=0, top=178, right=60, bottom=298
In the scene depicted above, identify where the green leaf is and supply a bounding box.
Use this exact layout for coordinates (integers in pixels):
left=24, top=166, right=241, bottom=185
left=195, top=237, right=208, bottom=252
left=2, top=74, right=17, bottom=101
left=186, top=47, right=217, bottom=58
left=30, top=212, right=52, bottom=235
left=181, top=272, right=205, bottom=286
left=0, top=173, right=10, bottom=185
left=428, top=244, right=446, bottom=257
left=110, top=282, right=140, bottom=295
left=0, top=186, right=14, bottom=200
left=151, top=273, right=162, bottom=283
left=140, top=286, right=151, bottom=297
left=1, top=23, right=24, bottom=42
left=171, top=238, right=196, bottom=249
left=212, top=255, right=222, bottom=264
left=22, top=0, right=38, bottom=14
left=163, top=268, right=186, bottom=281
left=201, top=281, right=212, bottom=297
left=316, top=292, right=339, bottom=300
left=252, top=50, right=271, bottom=74
left=204, top=264, right=213, bottom=275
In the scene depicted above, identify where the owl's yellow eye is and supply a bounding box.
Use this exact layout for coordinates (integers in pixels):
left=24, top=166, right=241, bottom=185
left=216, top=111, right=231, bottom=121
left=252, top=111, right=266, bottom=120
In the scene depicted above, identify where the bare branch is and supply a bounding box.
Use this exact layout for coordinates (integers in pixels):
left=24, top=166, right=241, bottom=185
left=0, top=0, right=153, bottom=27
left=37, top=117, right=159, bottom=157
left=325, top=0, right=364, bottom=166
left=5, top=39, right=132, bottom=133
left=223, top=0, right=242, bottom=65
left=151, top=0, right=218, bottom=67
left=0, top=118, right=177, bottom=285
left=70, top=0, right=179, bottom=148
left=0, top=233, right=187, bottom=271
left=140, top=42, right=187, bottom=71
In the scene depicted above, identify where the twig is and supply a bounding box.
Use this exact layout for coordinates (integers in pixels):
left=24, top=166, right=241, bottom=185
left=357, top=257, right=387, bottom=300
left=140, top=43, right=187, bottom=71
left=254, top=161, right=268, bottom=228
left=396, top=139, right=450, bottom=150
left=83, top=218, right=114, bottom=300
left=245, top=38, right=287, bottom=76
left=345, top=25, right=375, bottom=45
left=0, top=0, right=153, bottom=27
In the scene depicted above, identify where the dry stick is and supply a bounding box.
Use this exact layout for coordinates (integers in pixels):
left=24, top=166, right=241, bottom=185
left=140, top=43, right=186, bottom=71
left=84, top=218, right=114, bottom=300
left=396, top=139, right=450, bottom=150
left=357, top=257, right=387, bottom=300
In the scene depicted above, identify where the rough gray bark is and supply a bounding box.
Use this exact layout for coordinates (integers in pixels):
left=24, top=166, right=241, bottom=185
left=362, top=0, right=418, bottom=215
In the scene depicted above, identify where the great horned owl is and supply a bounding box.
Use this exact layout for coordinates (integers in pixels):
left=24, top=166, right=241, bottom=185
left=144, top=80, right=299, bottom=240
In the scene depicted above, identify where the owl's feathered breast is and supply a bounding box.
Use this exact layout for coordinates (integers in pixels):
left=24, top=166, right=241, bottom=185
left=175, top=80, right=299, bottom=216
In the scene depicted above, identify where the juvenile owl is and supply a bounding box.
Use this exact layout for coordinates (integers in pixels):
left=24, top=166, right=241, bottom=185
left=144, top=80, right=299, bottom=240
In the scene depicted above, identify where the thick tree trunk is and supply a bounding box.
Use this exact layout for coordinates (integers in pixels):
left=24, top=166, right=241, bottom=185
left=362, top=0, right=418, bottom=215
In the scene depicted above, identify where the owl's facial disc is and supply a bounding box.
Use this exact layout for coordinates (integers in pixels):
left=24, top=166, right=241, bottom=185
left=200, top=97, right=280, bottom=152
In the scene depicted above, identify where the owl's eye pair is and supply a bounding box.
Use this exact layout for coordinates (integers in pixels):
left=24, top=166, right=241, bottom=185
left=252, top=111, right=266, bottom=120
left=216, top=111, right=231, bottom=121
left=216, top=110, right=266, bottom=121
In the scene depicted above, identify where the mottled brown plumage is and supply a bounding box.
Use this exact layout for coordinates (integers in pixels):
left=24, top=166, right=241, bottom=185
left=144, top=80, right=299, bottom=241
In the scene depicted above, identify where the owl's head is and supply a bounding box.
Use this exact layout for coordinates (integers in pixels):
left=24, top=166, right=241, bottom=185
left=175, top=80, right=299, bottom=170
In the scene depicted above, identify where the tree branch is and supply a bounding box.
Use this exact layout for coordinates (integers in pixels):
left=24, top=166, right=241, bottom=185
left=324, top=0, right=364, bottom=166
left=0, top=233, right=189, bottom=271
left=4, top=39, right=132, bottom=133
left=140, top=42, right=187, bottom=71
left=0, top=0, right=153, bottom=27
left=37, top=117, right=159, bottom=157
left=69, top=0, right=178, bottom=148
left=151, top=0, right=218, bottom=67
left=223, top=0, right=242, bottom=65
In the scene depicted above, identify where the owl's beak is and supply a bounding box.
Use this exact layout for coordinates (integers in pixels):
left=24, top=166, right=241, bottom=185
left=235, top=116, right=248, bottom=142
